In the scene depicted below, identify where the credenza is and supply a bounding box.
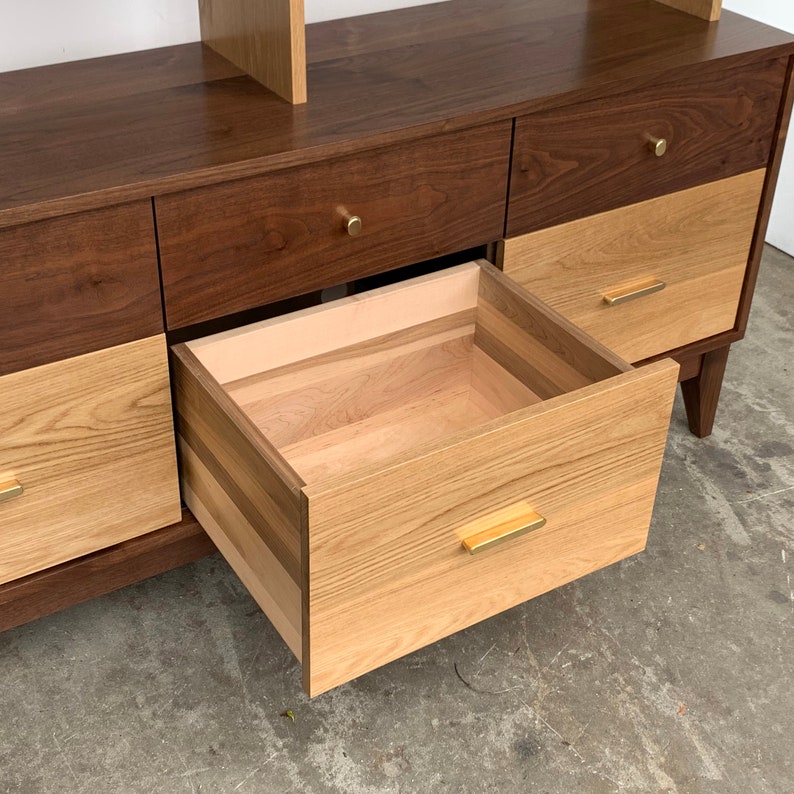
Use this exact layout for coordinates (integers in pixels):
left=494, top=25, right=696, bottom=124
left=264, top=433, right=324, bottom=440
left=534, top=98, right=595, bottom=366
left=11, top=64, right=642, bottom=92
left=2, top=0, right=793, bottom=695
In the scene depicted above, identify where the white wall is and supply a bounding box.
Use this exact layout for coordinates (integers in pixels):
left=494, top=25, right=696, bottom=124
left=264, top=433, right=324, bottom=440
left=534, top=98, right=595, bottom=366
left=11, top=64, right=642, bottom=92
left=0, top=1, right=445, bottom=71
left=723, top=0, right=794, bottom=255
left=0, top=0, right=790, bottom=252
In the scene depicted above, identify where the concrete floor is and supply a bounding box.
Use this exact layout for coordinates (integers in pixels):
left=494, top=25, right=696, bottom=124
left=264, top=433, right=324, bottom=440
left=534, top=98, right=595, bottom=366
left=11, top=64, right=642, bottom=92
left=1, top=246, right=792, bottom=794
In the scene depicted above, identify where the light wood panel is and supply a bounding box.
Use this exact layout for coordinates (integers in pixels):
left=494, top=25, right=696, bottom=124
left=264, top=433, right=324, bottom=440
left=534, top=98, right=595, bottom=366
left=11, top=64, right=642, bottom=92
left=224, top=309, right=538, bottom=484
left=303, top=358, right=679, bottom=695
left=653, top=0, right=721, bottom=22
left=181, top=442, right=302, bottom=657
left=191, top=263, right=480, bottom=386
left=476, top=262, right=630, bottom=394
left=501, top=170, right=765, bottom=363
left=173, top=344, right=304, bottom=583
left=0, top=336, right=181, bottom=583
left=198, top=0, right=306, bottom=103
left=243, top=334, right=475, bottom=457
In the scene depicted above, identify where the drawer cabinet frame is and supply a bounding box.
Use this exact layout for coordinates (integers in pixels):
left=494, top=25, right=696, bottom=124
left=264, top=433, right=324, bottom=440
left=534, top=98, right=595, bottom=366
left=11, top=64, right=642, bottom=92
left=2, top=1, right=793, bottom=682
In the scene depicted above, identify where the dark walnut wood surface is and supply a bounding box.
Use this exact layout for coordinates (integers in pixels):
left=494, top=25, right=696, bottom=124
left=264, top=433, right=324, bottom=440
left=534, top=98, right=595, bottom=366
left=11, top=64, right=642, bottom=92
left=156, top=122, right=511, bottom=327
left=1, top=201, right=164, bottom=375
left=507, top=56, right=787, bottom=235
left=2, top=0, right=794, bottom=229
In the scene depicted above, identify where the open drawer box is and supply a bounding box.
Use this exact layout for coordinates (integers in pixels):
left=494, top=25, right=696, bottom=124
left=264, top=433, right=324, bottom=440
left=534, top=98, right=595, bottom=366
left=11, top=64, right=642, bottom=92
left=172, top=260, right=678, bottom=696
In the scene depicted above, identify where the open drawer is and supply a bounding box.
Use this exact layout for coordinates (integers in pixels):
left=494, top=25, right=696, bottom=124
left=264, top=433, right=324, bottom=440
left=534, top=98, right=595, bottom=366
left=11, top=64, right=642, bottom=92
left=172, top=261, right=678, bottom=696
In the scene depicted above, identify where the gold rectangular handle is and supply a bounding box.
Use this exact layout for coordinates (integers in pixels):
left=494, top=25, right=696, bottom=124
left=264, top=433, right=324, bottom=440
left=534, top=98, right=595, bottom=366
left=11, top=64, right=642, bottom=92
left=0, top=479, right=23, bottom=503
left=460, top=501, right=546, bottom=555
left=602, top=278, right=666, bottom=306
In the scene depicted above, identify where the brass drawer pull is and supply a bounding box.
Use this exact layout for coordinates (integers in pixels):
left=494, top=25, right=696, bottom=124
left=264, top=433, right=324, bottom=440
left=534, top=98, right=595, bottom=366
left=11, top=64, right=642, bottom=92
left=345, top=215, right=362, bottom=236
left=644, top=133, right=668, bottom=157
left=337, top=206, right=362, bottom=236
left=461, top=501, right=546, bottom=555
left=603, top=279, right=666, bottom=306
left=0, top=479, right=24, bottom=503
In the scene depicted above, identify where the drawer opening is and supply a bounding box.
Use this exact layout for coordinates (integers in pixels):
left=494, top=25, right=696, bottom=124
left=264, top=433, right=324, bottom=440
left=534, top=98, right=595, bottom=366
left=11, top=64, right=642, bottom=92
left=182, top=261, right=630, bottom=487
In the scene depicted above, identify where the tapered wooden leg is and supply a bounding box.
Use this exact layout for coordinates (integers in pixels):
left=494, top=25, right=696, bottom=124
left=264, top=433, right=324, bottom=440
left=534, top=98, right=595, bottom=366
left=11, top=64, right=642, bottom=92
left=680, top=345, right=731, bottom=438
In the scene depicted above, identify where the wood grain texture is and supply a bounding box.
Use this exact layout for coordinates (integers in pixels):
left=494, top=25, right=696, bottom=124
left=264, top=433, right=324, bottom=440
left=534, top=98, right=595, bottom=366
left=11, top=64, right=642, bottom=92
left=0, top=336, right=181, bottom=584
left=157, top=123, right=511, bottom=328
left=172, top=344, right=304, bottom=584
left=502, top=170, right=766, bottom=363
left=737, top=56, right=794, bottom=335
left=3, top=1, right=793, bottom=228
left=0, top=510, right=215, bottom=634
left=181, top=442, right=302, bottom=657
left=198, top=0, right=306, bottom=103
left=189, top=263, right=480, bottom=385
left=236, top=325, right=476, bottom=456
left=1, top=201, right=163, bottom=376
left=680, top=345, right=731, bottom=438
left=476, top=263, right=630, bottom=388
left=0, top=45, right=244, bottom=119
left=175, top=258, right=673, bottom=695
left=507, top=57, right=785, bottom=236
left=653, top=0, right=721, bottom=21
left=302, top=359, right=679, bottom=695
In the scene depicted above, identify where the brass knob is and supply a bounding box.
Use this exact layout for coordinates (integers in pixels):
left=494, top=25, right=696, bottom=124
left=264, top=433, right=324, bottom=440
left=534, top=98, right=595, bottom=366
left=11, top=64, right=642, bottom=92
left=337, top=207, right=362, bottom=236
left=346, top=215, right=362, bottom=236
left=645, top=134, right=668, bottom=157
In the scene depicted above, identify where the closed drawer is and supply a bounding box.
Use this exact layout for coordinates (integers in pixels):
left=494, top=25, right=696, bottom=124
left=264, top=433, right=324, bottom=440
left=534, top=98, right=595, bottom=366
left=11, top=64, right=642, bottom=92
left=173, top=261, right=678, bottom=696
left=0, top=336, right=181, bottom=583
left=156, top=122, right=512, bottom=329
left=507, top=58, right=785, bottom=236
left=1, top=201, right=163, bottom=377
left=501, top=170, right=764, bottom=363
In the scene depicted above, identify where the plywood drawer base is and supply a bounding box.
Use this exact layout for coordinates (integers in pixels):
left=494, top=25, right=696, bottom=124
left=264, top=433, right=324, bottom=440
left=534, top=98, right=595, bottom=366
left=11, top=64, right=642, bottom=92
left=173, top=261, right=678, bottom=696
left=500, top=170, right=765, bottom=363
left=0, top=335, right=182, bottom=583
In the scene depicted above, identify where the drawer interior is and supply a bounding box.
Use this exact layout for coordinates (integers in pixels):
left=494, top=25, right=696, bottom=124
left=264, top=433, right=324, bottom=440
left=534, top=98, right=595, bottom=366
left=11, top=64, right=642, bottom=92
left=184, top=261, right=629, bottom=487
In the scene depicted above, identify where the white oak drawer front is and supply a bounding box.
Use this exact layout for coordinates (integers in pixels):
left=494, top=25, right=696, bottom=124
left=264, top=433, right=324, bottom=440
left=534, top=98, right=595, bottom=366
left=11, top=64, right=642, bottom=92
left=0, top=336, right=182, bottom=583
left=500, top=170, right=765, bottom=363
left=173, top=261, right=679, bottom=696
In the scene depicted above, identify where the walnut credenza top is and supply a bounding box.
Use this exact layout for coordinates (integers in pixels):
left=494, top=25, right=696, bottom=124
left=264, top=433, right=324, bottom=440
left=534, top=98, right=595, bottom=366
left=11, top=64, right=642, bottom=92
left=2, top=0, right=793, bottom=231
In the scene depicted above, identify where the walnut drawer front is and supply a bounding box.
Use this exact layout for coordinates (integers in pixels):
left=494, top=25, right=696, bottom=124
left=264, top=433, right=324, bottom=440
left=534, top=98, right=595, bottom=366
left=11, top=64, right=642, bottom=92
left=156, top=121, right=512, bottom=329
left=501, top=170, right=765, bottom=363
left=0, top=336, right=182, bottom=584
left=506, top=58, right=786, bottom=237
left=173, top=261, right=678, bottom=696
left=1, top=201, right=164, bottom=377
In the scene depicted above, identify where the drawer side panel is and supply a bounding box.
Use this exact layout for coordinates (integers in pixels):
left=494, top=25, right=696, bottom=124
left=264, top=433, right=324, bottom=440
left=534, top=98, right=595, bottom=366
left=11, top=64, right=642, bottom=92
left=180, top=442, right=302, bottom=658
left=172, top=345, right=303, bottom=584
